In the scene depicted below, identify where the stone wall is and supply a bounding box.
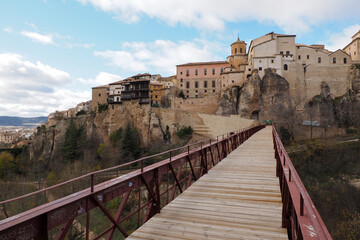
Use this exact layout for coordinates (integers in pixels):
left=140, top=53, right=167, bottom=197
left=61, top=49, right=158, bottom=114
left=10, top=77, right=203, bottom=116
left=171, top=95, right=220, bottom=114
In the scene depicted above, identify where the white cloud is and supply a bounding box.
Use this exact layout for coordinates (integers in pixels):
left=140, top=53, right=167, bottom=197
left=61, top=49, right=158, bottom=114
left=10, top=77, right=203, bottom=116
left=94, top=39, right=221, bottom=75
left=79, top=72, right=122, bottom=86
left=64, top=42, right=95, bottom=49
left=77, top=0, right=359, bottom=33
left=0, top=53, right=90, bottom=117
left=324, top=24, right=360, bottom=51
left=3, top=26, right=13, bottom=33
left=20, top=31, right=54, bottom=45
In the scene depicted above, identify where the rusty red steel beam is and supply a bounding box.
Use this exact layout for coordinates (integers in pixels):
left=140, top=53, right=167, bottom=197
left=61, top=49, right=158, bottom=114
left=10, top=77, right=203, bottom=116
left=0, top=125, right=264, bottom=239
left=272, top=125, right=332, bottom=240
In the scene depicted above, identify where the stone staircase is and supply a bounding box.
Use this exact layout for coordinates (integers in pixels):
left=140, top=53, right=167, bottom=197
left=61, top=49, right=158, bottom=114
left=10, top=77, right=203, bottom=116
left=193, top=124, right=211, bottom=136
left=193, top=114, right=256, bottom=137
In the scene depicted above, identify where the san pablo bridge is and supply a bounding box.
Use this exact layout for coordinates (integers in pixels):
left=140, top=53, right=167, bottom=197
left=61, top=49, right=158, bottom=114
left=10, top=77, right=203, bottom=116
left=0, top=125, right=332, bottom=239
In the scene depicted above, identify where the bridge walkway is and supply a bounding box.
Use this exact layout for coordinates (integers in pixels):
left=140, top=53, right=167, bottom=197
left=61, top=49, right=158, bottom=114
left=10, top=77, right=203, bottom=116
left=127, top=126, right=288, bottom=239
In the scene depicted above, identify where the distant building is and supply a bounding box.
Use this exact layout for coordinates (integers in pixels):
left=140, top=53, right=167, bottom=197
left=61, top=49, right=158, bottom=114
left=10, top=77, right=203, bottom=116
left=91, top=85, right=109, bottom=111
left=176, top=61, right=229, bottom=98
left=343, top=30, right=360, bottom=62
left=150, top=82, right=164, bottom=106
left=76, top=101, right=91, bottom=113
left=108, top=79, right=128, bottom=104
left=122, top=79, right=150, bottom=104
left=0, top=132, right=20, bottom=144
left=158, top=75, right=177, bottom=89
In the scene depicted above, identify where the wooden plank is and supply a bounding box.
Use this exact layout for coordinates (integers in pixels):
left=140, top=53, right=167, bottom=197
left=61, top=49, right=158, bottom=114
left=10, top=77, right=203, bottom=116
left=127, top=127, right=288, bottom=239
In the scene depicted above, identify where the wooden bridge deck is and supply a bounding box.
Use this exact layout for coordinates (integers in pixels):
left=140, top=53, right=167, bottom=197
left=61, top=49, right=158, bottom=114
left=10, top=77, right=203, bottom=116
left=127, top=126, right=288, bottom=240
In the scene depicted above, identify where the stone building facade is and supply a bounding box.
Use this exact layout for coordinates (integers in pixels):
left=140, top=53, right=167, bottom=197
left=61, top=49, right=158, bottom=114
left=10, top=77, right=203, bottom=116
left=91, top=85, right=109, bottom=111
left=176, top=61, right=229, bottom=98
left=343, top=30, right=360, bottom=62
left=247, top=32, right=351, bottom=103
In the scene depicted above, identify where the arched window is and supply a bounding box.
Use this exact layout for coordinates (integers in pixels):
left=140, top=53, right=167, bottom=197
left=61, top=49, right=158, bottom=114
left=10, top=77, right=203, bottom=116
left=284, top=64, right=288, bottom=71
left=240, top=48, right=243, bottom=53
left=235, top=48, right=237, bottom=54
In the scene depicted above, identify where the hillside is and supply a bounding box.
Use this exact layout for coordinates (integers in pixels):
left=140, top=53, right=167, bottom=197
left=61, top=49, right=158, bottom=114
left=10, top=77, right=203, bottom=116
left=0, top=116, right=48, bottom=126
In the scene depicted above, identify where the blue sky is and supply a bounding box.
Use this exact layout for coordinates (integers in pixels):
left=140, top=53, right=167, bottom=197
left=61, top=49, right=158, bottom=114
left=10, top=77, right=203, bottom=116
left=0, top=0, right=359, bottom=117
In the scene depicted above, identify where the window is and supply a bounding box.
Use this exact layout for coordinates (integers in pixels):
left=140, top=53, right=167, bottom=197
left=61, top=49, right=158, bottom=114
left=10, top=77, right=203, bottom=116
left=180, top=71, right=183, bottom=75
left=187, top=90, right=189, bottom=93
left=99, top=93, right=101, bottom=97
left=204, top=90, right=207, bottom=93
left=195, top=95, right=198, bottom=98
left=212, top=68, right=215, bottom=75
left=333, top=57, right=336, bottom=64
left=195, top=81, right=198, bottom=88
left=204, top=68, right=207, bottom=75
left=213, top=90, right=215, bottom=93
left=195, top=69, right=198, bottom=75
left=280, top=51, right=283, bottom=55
left=240, top=48, right=243, bottom=53
left=307, top=55, right=309, bottom=59
left=232, top=80, right=234, bottom=83
left=298, top=55, right=301, bottom=60
left=344, top=58, right=347, bottom=64
left=286, top=51, right=290, bottom=55
left=180, top=78, right=183, bottom=82
left=195, top=90, right=198, bottom=93
left=271, top=60, right=274, bottom=63
left=248, top=68, right=251, bottom=71
left=259, top=67, right=262, bottom=71
left=212, top=80, right=215, bottom=88
left=235, top=48, right=237, bottom=54
left=186, top=70, right=189, bottom=76
left=204, top=81, right=208, bottom=88
left=187, top=95, right=189, bottom=98
left=318, top=57, right=321, bottom=63
left=186, top=82, right=190, bottom=88
left=284, top=64, right=288, bottom=71
left=221, top=68, right=223, bottom=73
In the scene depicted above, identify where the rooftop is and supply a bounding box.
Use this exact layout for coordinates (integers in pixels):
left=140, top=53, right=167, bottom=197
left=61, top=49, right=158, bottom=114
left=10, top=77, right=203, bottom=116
left=176, top=61, right=229, bottom=67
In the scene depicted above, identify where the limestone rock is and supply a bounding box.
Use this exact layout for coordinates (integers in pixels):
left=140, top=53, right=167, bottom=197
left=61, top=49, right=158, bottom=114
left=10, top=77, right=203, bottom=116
left=238, top=70, right=261, bottom=119
left=260, top=68, right=291, bottom=120
left=216, top=86, right=240, bottom=116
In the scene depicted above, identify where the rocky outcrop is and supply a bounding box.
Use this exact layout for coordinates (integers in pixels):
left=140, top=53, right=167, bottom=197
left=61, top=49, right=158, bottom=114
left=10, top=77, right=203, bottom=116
left=216, top=86, right=240, bottom=116
left=238, top=70, right=261, bottom=119
left=260, top=68, right=291, bottom=120
left=307, top=82, right=337, bottom=127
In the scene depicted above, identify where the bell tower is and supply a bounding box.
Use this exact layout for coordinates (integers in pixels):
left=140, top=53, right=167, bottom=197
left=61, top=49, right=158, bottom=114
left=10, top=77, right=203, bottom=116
left=231, top=37, right=247, bottom=55
left=227, top=37, right=248, bottom=71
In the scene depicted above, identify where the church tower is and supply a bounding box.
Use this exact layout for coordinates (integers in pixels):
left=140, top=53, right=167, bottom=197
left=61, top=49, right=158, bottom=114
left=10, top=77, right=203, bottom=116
left=227, top=37, right=248, bottom=71
left=231, top=37, right=247, bottom=55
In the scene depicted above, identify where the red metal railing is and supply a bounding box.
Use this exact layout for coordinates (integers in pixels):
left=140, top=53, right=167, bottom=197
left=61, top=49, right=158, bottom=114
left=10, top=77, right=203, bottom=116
left=0, top=125, right=265, bottom=239
left=272, top=125, right=332, bottom=240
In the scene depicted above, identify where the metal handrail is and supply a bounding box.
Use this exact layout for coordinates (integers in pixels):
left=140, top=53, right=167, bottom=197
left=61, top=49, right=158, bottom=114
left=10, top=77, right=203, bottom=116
left=0, top=126, right=254, bottom=207
left=272, top=125, right=332, bottom=240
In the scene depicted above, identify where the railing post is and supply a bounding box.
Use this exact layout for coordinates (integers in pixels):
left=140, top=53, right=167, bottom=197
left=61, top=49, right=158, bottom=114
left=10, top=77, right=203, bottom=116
left=90, top=174, right=94, bottom=193
left=141, top=160, right=144, bottom=173
left=300, top=193, right=304, bottom=216
left=169, top=151, right=172, bottom=162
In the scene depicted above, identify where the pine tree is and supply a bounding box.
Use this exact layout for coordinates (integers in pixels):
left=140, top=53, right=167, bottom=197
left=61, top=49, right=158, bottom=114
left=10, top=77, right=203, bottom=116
left=62, top=118, right=83, bottom=163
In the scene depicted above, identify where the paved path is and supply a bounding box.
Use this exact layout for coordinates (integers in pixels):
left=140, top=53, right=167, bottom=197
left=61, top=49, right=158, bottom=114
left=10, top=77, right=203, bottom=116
left=127, top=126, right=287, bottom=239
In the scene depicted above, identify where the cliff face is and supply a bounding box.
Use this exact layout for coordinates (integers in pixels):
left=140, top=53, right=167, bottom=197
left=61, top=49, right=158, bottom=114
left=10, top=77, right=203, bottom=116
left=29, top=102, right=173, bottom=165
left=260, top=68, right=291, bottom=120
left=216, top=68, right=291, bottom=122
left=238, top=70, right=261, bottom=119
left=216, top=86, right=240, bottom=116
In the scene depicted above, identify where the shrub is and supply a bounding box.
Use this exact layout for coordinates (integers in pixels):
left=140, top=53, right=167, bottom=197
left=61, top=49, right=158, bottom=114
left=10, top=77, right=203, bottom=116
left=176, top=126, right=193, bottom=139
left=76, top=110, right=87, bottom=116
left=98, top=104, right=108, bottom=113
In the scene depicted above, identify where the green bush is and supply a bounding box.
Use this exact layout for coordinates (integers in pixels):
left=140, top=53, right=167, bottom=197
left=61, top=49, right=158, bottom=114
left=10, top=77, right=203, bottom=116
left=98, top=104, right=108, bottom=113
left=176, top=126, right=193, bottom=139
left=76, top=110, right=87, bottom=116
